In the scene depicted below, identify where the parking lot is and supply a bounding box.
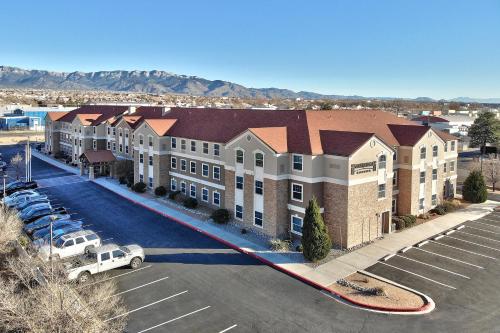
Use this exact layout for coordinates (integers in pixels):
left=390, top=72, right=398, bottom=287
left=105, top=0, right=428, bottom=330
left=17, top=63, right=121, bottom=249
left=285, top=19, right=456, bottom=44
left=4, top=144, right=500, bottom=332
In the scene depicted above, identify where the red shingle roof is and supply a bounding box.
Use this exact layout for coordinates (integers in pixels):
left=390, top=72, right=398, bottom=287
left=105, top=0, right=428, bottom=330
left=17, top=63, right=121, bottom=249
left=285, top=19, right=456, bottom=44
left=47, top=111, right=69, bottom=121
left=144, top=119, right=178, bottom=136
left=59, top=105, right=129, bottom=125
left=80, top=150, right=116, bottom=163
left=319, top=130, right=375, bottom=156
left=249, top=127, right=288, bottom=153
left=388, top=124, right=431, bottom=146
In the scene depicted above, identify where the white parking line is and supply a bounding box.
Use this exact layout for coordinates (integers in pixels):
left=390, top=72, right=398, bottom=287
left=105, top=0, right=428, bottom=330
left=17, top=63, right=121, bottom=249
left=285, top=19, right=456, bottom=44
left=429, top=240, right=497, bottom=260
left=379, top=262, right=456, bottom=289
left=109, top=276, right=169, bottom=298
left=105, top=290, right=189, bottom=322
left=101, top=238, right=113, bottom=242
left=465, top=225, right=500, bottom=235
left=396, top=255, right=470, bottom=279
left=79, top=265, right=152, bottom=288
left=469, top=220, right=500, bottom=230
left=219, top=324, right=238, bottom=333
left=444, top=235, right=500, bottom=252
left=456, top=230, right=500, bottom=243
left=414, top=247, right=484, bottom=269
left=135, top=305, right=211, bottom=333
left=480, top=217, right=500, bottom=224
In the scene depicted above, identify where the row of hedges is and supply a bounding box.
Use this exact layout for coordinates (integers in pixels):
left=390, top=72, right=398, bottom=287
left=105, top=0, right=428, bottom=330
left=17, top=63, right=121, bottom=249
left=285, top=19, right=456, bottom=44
left=392, top=214, right=417, bottom=230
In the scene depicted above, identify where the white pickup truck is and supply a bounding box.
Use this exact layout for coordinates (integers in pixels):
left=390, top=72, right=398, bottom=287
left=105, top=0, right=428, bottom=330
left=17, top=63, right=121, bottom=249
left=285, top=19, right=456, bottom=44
left=66, top=243, right=145, bottom=283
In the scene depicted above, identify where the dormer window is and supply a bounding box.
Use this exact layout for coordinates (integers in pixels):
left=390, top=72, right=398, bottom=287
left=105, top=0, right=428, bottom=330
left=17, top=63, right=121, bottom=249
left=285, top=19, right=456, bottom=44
left=378, top=155, right=386, bottom=170
left=236, top=150, right=244, bottom=164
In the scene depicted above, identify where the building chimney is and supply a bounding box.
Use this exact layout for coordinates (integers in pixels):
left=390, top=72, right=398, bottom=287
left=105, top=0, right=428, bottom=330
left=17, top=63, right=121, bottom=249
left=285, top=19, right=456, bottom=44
left=128, top=106, right=136, bottom=114
left=162, top=106, right=171, bottom=116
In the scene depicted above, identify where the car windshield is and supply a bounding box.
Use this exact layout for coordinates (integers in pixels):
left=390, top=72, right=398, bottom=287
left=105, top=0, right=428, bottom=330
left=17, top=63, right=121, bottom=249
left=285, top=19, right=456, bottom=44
left=120, top=246, right=131, bottom=254
left=55, top=238, right=65, bottom=248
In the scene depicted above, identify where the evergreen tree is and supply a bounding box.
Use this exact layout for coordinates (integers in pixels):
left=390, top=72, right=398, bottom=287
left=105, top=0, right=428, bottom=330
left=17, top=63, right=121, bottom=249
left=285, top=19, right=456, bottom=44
left=463, top=170, right=488, bottom=203
left=468, top=111, right=500, bottom=170
left=301, top=197, right=331, bottom=262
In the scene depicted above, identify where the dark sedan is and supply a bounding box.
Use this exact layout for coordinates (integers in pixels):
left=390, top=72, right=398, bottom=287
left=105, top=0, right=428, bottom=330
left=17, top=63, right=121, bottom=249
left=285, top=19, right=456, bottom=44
left=0, top=180, right=38, bottom=198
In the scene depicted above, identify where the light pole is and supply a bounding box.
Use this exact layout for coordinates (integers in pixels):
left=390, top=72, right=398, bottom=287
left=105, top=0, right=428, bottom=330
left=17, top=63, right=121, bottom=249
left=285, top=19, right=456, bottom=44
left=3, top=174, right=6, bottom=198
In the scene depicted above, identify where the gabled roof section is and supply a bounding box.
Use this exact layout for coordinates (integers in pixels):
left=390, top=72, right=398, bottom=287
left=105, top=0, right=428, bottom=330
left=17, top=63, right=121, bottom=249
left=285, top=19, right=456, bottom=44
left=249, top=127, right=288, bottom=153
left=388, top=124, right=431, bottom=146
left=144, top=119, right=178, bottom=136
left=76, top=114, right=101, bottom=126
left=47, top=111, right=69, bottom=121
left=435, top=129, right=458, bottom=142
left=58, top=105, right=129, bottom=125
left=79, top=150, right=116, bottom=163
left=319, top=130, right=375, bottom=156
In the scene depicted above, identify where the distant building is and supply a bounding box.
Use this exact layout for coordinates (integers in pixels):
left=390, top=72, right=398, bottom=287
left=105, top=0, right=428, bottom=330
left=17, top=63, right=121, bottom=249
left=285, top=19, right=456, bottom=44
left=0, top=105, right=76, bottom=130
left=412, top=115, right=474, bottom=136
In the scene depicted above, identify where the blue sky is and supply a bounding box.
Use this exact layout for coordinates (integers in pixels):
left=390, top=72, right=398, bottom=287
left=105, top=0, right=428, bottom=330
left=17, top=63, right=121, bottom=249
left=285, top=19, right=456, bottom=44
left=1, top=0, right=499, bottom=99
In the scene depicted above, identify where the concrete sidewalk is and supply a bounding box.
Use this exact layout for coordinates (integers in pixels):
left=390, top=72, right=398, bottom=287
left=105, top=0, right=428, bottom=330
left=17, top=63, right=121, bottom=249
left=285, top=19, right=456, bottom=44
left=32, top=150, right=499, bottom=288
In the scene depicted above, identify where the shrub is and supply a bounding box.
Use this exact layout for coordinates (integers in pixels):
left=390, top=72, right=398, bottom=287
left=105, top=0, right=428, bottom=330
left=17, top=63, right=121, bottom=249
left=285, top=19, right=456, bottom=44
left=296, top=244, right=303, bottom=252
left=241, top=228, right=247, bottom=234
left=211, top=209, right=230, bottom=224
left=183, top=197, right=198, bottom=209
left=269, top=239, right=291, bottom=252
left=432, top=205, right=446, bottom=215
left=118, top=176, right=127, bottom=184
left=418, top=213, right=431, bottom=220
left=392, top=216, right=405, bottom=230
left=54, top=151, right=66, bottom=159
left=463, top=170, right=488, bottom=203
left=168, top=190, right=180, bottom=200
left=132, top=182, right=147, bottom=193
left=126, top=172, right=135, bottom=187
left=154, top=186, right=167, bottom=197
left=442, top=199, right=460, bottom=212
left=402, top=214, right=416, bottom=227
left=301, top=197, right=331, bottom=262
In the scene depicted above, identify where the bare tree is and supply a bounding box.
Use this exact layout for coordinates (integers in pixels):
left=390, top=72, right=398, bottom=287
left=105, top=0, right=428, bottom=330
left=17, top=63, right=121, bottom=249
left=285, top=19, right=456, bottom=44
left=0, top=208, right=22, bottom=253
left=483, top=155, right=500, bottom=192
left=10, top=152, right=23, bottom=180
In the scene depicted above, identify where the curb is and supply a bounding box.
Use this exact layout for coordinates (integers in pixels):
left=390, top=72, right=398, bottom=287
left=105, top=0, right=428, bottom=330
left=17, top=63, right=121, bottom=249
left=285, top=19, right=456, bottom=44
left=33, top=151, right=433, bottom=314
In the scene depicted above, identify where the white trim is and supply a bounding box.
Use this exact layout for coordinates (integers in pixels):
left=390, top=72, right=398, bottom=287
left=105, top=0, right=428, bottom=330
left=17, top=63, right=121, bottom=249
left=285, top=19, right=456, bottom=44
left=201, top=187, right=209, bottom=202
left=213, top=165, right=221, bottom=181
left=170, top=151, right=224, bottom=165
left=169, top=171, right=226, bottom=190
left=212, top=191, right=221, bottom=206
left=290, top=214, right=303, bottom=236
left=287, top=204, right=324, bottom=214
left=202, top=142, right=210, bottom=155
left=189, top=184, right=196, bottom=198
left=201, top=163, right=209, bottom=178
left=253, top=210, right=264, bottom=228
left=292, top=154, right=304, bottom=172
left=180, top=181, right=186, bottom=194
left=190, top=161, right=196, bottom=174
left=291, top=183, right=303, bottom=202
left=180, top=159, right=187, bottom=172
left=170, top=156, right=177, bottom=169
left=234, top=204, right=243, bottom=221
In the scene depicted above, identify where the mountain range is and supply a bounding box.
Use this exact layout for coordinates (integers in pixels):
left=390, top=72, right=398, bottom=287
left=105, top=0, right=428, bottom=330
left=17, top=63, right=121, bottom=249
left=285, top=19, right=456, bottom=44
left=0, top=66, right=499, bottom=103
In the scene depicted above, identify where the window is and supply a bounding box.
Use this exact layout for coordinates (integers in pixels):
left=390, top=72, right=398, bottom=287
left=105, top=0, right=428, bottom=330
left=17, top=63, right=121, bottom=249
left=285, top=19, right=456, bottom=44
left=181, top=159, right=187, bottom=171
left=79, top=140, right=82, bottom=147
left=392, top=199, right=397, bottom=214
left=451, top=141, right=456, bottom=151
left=139, top=135, right=143, bottom=145
left=125, top=146, right=129, bottom=154
left=450, top=161, right=455, bottom=172
left=420, top=171, right=425, bottom=184
left=202, top=188, right=209, bottom=202
left=235, top=205, right=243, bottom=220
left=148, top=136, right=153, bottom=147
left=74, top=138, right=77, bottom=145
left=255, top=180, right=263, bottom=195
left=293, top=154, right=303, bottom=171
left=180, top=181, right=186, bottom=194
left=107, top=127, right=110, bottom=135
left=119, top=129, right=122, bottom=137
left=213, top=192, right=220, bottom=206
left=432, top=169, right=437, bottom=180
left=171, top=178, right=177, bottom=191
left=125, top=131, right=129, bottom=138
left=213, top=166, right=221, bottom=180
left=254, top=211, right=263, bottom=227
left=181, top=139, right=186, bottom=150
left=420, top=147, right=426, bottom=160
left=291, top=216, right=303, bottom=235
left=75, top=154, right=78, bottom=160
left=444, top=163, right=447, bottom=173
left=213, top=144, right=220, bottom=156
left=112, top=250, right=126, bottom=259
left=378, top=184, right=386, bottom=199
left=171, top=137, right=177, bottom=149
left=112, top=142, right=116, bottom=151
left=171, top=157, right=177, bottom=169
left=93, top=140, right=97, bottom=150
left=292, top=183, right=303, bottom=201
left=203, top=142, right=209, bottom=154
left=393, top=170, right=398, bottom=187
left=190, top=184, right=196, bottom=198
left=393, top=150, right=397, bottom=161
left=378, top=155, right=386, bottom=169
left=190, top=161, right=196, bottom=174
left=202, top=164, right=209, bottom=177
left=100, top=252, right=111, bottom=261
left=433, top=145, right=438, bottom=157
left=191, top=140, right=196, bottom=152
left=149, top=156, right=153, bottom=166
left=419, top=198, right=425, bottom=210
left=113, top=127, right=116, bottom=135
left=148, top=177, right=153, bottom=188
left=444, top=142, right=448, bottom=152
left=119, top=144, right=123, bottom=153
left=139, top=174, right=144, bottom=182
left=432, top=194, right=437, bottom=206
left=255, top=153, right=264, bottom=168
left=85, top=234, right=98, bottom=241
left=236, top=176, right=244, bottom=190
left=64, top=239, right=75, bottom=247
left=107, top=142, right=111, bottom=150
left=139, top=153, right=144, bottom=164
left=236, top=150, right=244, bottom=164
left=93, top=126, right=96, bottom=134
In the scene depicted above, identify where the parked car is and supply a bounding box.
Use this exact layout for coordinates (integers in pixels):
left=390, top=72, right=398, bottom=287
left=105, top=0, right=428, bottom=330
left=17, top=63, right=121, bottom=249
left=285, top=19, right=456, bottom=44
left=66, top=244, right=145, bottom=283
left=5, top=192, right=45, bottom=209
left=23, top=214, right=72, bottom=235
left=15, top=197, right=50, bottom=211
left=20, top=205, right=67, bottom=224
left=31, top=220, right=83, bottom=241
left=32, top=225, right=83, bottom=249
left=0, top=180, right=38, bottom=198
left=38, top=230, right=101, bottom=261
left=2, top=189, right=38, bottom=205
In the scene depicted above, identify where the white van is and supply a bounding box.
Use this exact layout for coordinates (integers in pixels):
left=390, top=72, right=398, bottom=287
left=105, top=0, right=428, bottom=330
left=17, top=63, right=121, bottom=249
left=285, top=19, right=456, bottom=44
left=38, top=230, right=101, bottom=261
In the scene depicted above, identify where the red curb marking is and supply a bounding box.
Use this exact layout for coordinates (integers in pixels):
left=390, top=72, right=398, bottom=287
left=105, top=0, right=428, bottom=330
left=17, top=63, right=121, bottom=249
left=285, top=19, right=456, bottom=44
left=89, top=180, right=429, bottom=313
